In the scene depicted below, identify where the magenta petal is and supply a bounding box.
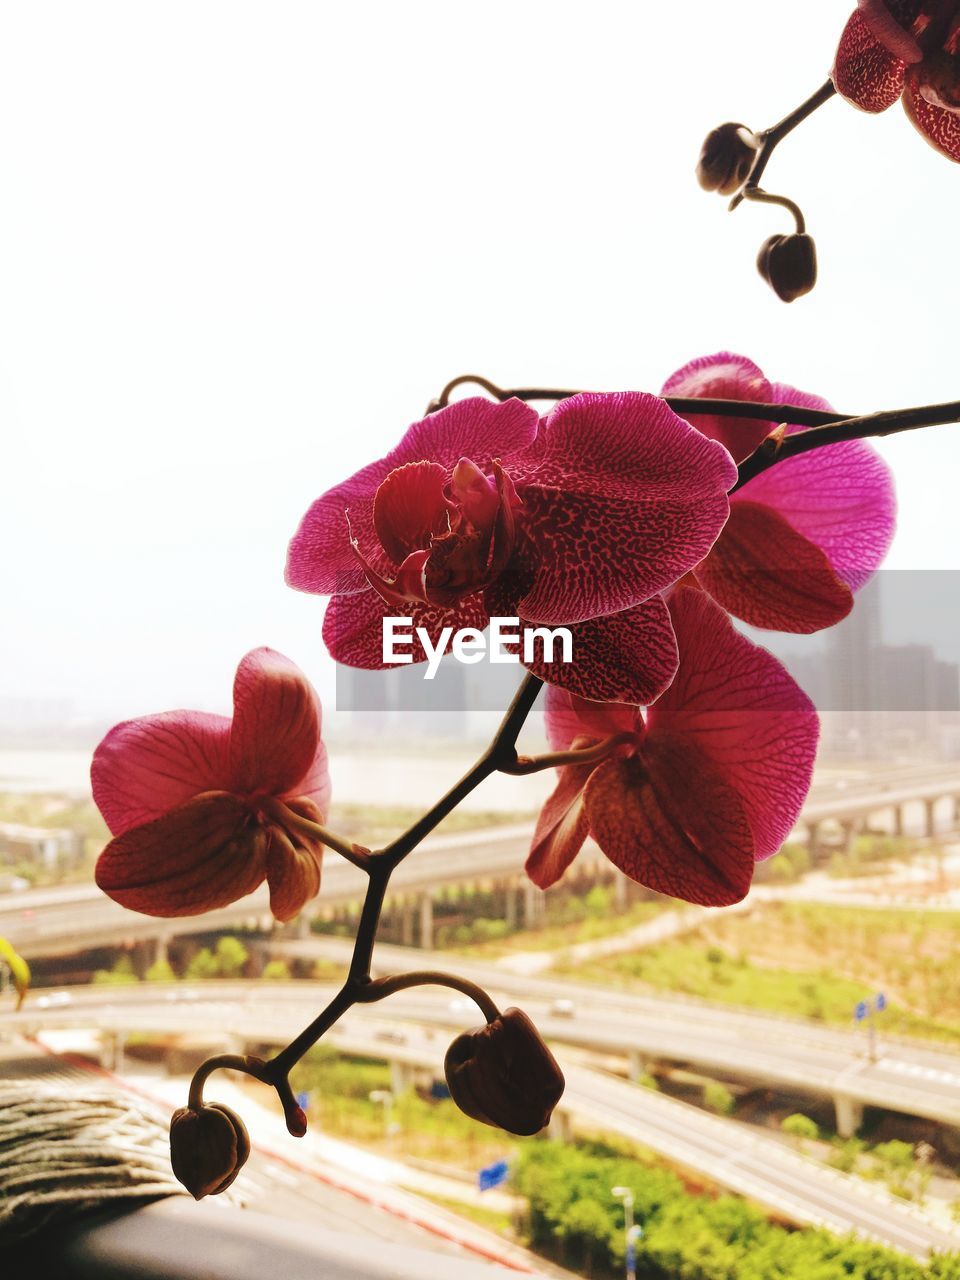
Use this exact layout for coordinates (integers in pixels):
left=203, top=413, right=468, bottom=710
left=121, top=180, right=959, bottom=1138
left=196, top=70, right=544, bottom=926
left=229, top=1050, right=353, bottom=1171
left=91, top=711, right=232, bottom=837
left=832, top=10, right=907, bottom=112
left=229, top=649, right=324, bottom=800
left=286, top=398, right=539, bottom=598
left=697, top=500, right=854, bottom=634
left=903, top=67, right=960, bottom=161
left=525, top=760, right=594, bottom=890
left=736, top=424, right=896, bottom=595
left=523, top=598, right=678, bottom=706
left=661, top=352, right=774, bottom=463
left=322, top=588, right=490, bottom=669
left=648, top=588, right=819, bottom=860
left=513, top=393, right=735, bottom=624
left=543, top=684, right=638, bottom=753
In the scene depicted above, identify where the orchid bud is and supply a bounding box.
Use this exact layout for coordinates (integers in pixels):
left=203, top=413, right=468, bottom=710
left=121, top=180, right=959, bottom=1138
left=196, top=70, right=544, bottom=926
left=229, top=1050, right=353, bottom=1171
left=696, top=123, right=760, bottom=196
left=169, top=1102, right=250, bottom=1199
left=444, top=1006, right=565, bottom=1136
left=756, top=233, right=817, bottom=302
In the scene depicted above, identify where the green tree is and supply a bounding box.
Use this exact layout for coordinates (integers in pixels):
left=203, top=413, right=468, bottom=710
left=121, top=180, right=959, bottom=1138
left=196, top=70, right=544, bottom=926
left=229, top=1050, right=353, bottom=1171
left=703, top=1081, right=735, bottom=1115
left=781, top=1113, right=819, bottom=1149
left=262, top=959, right=291, bottom=981
left=214, top=935, right=248, bottom=978
left=145, top=958, right=176, bottom=982
left=185, top=947, right=219, bottom=980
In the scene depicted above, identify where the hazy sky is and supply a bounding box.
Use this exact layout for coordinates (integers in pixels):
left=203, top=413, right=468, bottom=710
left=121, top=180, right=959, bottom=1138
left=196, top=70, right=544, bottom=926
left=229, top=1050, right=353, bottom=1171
left=1, top=2, right=957, bottom=725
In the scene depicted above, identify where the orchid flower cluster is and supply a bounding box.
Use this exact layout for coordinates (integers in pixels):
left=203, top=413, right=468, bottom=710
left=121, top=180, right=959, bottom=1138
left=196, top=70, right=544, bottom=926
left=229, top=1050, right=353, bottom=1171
left=697, top=0, right=959, bottom=300
left=83, top=8, right=960, bottom=1201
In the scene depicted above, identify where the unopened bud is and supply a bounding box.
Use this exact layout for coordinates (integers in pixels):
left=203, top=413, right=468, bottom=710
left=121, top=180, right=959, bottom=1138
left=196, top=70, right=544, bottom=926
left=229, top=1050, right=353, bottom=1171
left=169, top=1102, right=250, bottom=1199
left=444, top=1006, right=564, bottom=1137
left=696, top=123, right=760, bottom=196
left=756, top=233, right=817, bottom=302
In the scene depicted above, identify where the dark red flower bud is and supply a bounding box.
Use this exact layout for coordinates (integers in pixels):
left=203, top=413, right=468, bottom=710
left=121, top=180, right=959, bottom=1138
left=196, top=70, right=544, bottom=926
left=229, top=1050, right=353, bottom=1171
left=444, top=1006, right=565, bottom=1136
left=169, top=1102, right=250, bottom=1199
left=756, top=233, right=817, bottom=302
left=696, top=123, right=760, bottom=196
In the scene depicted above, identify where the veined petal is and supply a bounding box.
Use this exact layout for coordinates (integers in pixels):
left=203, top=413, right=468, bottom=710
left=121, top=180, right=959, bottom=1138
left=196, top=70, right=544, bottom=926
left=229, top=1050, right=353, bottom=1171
left=739, top=396, right=896, bottom=593
left=543, top=683, right=638, bottom=753
left=91, top=711, right=232, bottom=837
left=649, top=588, right=819, bottom=859
left=285, top=398, right=538, bottom=597
left=95, top=793, right=267, bottom=917
left=903, top=65, right=960, bottom=160
left=265, top=810, right=323, bottom=923
left=833, top=10, right=908, bottom=112
left=373, top=461, right=451, bottom=563
left=584, top=743, right=755, bottom=907
left=525, top=760, right=594, bottom=889
left=322, top=587, right=489, bottom=669
left=857, top=0, right=924, bottom=63
left=522, top=597, right=679, bottom=706
left=661, top=352, right=774, bottom=463
left=230, top=649, right=323, bottom=798
left=697, top=500, right=854, bottom=633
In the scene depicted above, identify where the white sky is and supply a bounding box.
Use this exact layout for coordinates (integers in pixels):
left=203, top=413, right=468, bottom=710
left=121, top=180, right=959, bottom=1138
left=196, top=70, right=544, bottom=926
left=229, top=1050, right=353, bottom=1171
left=1, top=1, right=957, bottom=724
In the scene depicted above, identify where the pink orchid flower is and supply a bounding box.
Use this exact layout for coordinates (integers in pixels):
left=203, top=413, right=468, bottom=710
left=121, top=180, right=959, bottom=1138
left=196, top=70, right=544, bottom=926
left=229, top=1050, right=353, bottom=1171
left=662, top=352, right=896, bottom=634
left=527, top=587, right=819, bottom=907
left=833, top=0, right=960, bottom=160
left=286, top=395, right=736, bottom=705
left=92, top=649, right=331, bottom=923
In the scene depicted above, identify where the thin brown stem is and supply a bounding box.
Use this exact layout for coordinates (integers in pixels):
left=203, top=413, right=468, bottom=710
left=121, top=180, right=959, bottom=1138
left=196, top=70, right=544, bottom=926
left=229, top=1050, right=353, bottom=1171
left=729, top=79, right=837, bottom=212
left=501, top=733, right=636, bottom=776
left=187, top=1053, right=270, bottom=1110
left=735, top=399, right=960, bottom=490
left=360, top=970, right=501, bottom=1023
left=737, top=185, right=806, bottom=234
left=260, top=797, right=371, bottom=870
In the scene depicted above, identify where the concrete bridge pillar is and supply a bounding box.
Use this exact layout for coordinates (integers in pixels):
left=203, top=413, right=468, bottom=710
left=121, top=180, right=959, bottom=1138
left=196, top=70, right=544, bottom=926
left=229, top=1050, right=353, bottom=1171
left=153, top=934, right=170, bottom=967
left=924, top=797, right=938, bottom=838
left=102, top=1031, right=125, bottom=1073
left=806, top=819, right=823, bottom=862
left=628, top=1049, right=654, bottom=1082
left=419, top=892, right=434, bottom=950
left=523, top=879, right=543, bottom=929
left=840, top=819, right=861, bottom=855
left=504, top=880, right=519, bottom=932
left=614, top=874, right=628, bottom=910
left=834, top=1094, right=864, bottom=1138
left=390, top=1060, right=415, bottom=1095
left=893, top=804, right=904, bottom=838
left=400, top=900, right=414, bottom=947
left=547, top=1108, right=573, bottom=1142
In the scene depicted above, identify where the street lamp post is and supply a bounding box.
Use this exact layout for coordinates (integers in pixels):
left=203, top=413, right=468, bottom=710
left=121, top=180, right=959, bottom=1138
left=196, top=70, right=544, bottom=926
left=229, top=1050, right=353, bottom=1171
left=369, top=1089, right=396, bottom=1142
left=611, top=1185, right=640, bottom=1280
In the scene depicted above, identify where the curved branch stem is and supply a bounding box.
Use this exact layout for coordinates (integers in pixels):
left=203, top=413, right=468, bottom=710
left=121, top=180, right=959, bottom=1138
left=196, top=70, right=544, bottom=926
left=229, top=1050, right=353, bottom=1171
left=260, top=797, right=371, bottom=870
left=735, top=399, right=960, bottom=490
left=187, top=1053, right=270, bottom=1111
left=360, top=970, right=501, bottom=1023
left=736, top=184, right=806, bottom=234
left=501, top=733, right=636, bottom=776
left=729, top=79, right=837, bottom=212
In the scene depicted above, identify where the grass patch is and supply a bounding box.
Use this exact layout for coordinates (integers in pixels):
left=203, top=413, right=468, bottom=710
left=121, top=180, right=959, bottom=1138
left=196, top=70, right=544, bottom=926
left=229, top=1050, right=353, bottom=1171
left=415, top=1192, right=518, bottom=1237
left=556, top=901, right=960, bottom=1044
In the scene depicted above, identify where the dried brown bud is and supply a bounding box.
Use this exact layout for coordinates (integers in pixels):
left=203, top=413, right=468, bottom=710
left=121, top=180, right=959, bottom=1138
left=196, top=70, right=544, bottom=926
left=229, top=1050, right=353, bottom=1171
left=169, top=1102, right=250, bottom=1199
left=756, top=232, right=817, bottom=302
left=444, top=1006, right=565, bottom=1137
left=696, top=123, right=760, bottom=196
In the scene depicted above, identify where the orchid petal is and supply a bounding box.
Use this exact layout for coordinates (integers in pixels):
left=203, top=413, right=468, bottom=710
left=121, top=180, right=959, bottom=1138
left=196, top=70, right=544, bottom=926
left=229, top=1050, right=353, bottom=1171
left=525, top=760, right=594, bottom=890
left=373, top=461, right=451, bottom=563
left=230, top=649, right=324, bottom=799
left=522, top=597, right=678, bottom=706
left=833, top=10, right=908, bottom=112
left=265, top=811, right=323, bottom=923
left=650, top=587, right=819, bottom=859
left=512, top=393, right=735, bottom=624
left=285, top=398, right=539, bottom=596
left=91, top=712, right=232, bottom=837
left=739, top=391, right=896, bottom=593
left=543, top=684, right=638, bottom=753
left=903, top=65, right=960, bottom=160
left=856, top=0, right=923, bottom=63
left=322, top=587, right=489, bottom=669
left=661, top=352, right=774, bottom=462
left=584, top=743, right=755, bottom=907
left=95, top=793, right=267, bottom=917
left=697, top=499, right=854, bottom=633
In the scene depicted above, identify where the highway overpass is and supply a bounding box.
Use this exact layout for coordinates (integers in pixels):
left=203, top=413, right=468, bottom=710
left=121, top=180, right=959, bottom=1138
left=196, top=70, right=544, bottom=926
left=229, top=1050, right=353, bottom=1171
left=4, top=982, right=960, bottom=1260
